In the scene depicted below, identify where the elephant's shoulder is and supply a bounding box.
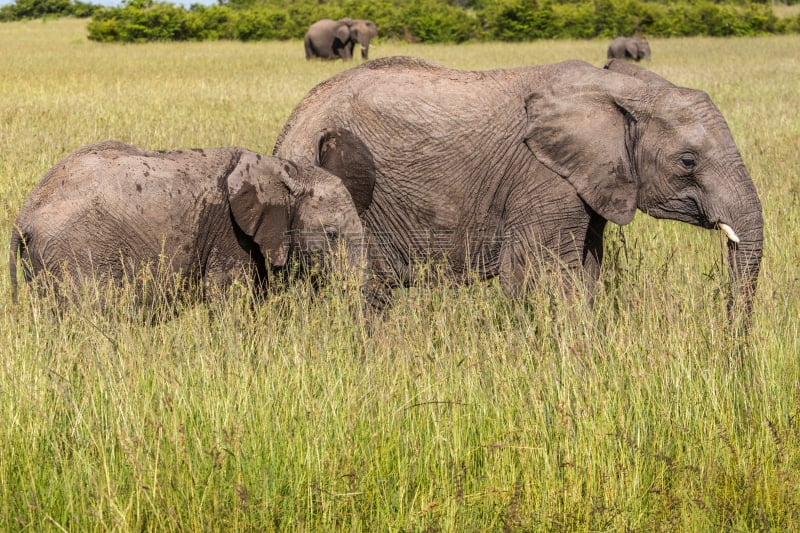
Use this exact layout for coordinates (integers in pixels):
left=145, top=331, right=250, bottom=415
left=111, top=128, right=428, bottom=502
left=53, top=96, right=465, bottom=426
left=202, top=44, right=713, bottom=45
left=30, top=140, right=135, bottom=190
left=309, top=18, right=336, bottom=28
left=56, top=140, right=140, bottom=167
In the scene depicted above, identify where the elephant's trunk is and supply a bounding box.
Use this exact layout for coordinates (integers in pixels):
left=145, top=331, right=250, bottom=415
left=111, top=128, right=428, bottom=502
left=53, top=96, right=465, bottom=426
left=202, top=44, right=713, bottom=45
left=727, top=223, right=762, bottom=320
left=345, top=234, right=369, bottom=285
left=721, top=178, right=763, bottom=325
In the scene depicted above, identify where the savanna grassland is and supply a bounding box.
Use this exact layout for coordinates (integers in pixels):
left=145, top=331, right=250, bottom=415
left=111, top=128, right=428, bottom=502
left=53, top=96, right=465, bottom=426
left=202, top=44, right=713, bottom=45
left=1, top=18, right=799, bottom=531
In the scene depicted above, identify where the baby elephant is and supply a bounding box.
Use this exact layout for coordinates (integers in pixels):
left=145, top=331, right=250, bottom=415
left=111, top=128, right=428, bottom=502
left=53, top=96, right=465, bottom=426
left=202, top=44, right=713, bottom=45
left=607, top=36, right=651, bottom=62
left=10, top=134, right=375, bottom=307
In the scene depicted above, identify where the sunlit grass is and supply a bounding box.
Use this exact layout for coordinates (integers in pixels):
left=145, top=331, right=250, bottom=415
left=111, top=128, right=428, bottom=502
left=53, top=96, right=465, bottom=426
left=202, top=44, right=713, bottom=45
left=1, top=18, right=799, bottom=530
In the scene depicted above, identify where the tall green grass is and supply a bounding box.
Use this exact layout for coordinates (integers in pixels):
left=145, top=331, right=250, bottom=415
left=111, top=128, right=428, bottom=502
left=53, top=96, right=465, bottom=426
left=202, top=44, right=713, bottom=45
left=1, top=19, right=799, bottom=530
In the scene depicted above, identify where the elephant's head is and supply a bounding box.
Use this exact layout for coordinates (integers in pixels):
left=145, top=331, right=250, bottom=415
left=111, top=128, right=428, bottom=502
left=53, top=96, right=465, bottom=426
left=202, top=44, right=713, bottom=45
left=226, top=128, right=375, bottom=276
left=340, top=18, right=377, bottom=60
left=525, top=59, right=763, bottom=318
left=636, top=39, right=651, bottom=61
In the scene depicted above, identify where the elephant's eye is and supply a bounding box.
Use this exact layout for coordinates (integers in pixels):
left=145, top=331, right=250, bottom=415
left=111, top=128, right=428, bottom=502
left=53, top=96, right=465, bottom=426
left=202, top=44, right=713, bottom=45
left=679, top=153, right=697, bottom=170
left=325, top=228, right=339, bottom=241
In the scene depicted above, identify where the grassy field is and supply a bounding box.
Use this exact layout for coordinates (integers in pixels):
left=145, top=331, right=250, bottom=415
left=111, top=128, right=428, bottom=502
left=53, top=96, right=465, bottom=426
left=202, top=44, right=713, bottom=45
left=1, top=18, right=799, bottom=531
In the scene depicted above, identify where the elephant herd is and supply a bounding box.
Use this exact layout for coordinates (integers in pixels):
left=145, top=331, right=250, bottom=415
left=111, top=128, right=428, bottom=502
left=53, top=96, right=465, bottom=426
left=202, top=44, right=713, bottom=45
left=10, top=52, right=763, bottom=324
left=301, top=19, right=650, bottom=65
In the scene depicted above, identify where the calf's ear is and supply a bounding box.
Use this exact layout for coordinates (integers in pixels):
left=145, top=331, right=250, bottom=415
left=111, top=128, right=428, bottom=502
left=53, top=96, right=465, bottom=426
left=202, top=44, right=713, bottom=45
left=335, top=24, right=350, bottom=43
left=226, top=151, right=298, bottom=267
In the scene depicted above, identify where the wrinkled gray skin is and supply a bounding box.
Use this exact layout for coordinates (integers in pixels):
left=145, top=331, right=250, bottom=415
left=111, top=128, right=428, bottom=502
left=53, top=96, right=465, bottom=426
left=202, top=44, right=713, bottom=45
left=10, top=134, right=375, bottom=306
left=607, top=36, right=651, bottom=62
left=274, top=56, right=763, bottom=319
left=304, top=18, right=377, bottom=60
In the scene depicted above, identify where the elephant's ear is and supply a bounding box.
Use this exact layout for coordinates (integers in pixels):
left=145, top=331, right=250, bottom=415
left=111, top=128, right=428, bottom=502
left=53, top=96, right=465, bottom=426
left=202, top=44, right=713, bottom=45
left=316, top=128, right=376, bottom=215
left=604, top=59, right=673, bottom=88
left=624, top=39, right=639, bottom=59
left=227, top=151, right=299, bottom=267
left=334, top=23, right=350, bottom=43
left=524, top=62, right=645, bottom=225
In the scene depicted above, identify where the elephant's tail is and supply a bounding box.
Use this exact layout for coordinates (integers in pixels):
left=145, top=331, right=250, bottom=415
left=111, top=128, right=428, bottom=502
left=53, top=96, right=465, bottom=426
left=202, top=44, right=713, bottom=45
left=9, top=225, right=26, bottom=304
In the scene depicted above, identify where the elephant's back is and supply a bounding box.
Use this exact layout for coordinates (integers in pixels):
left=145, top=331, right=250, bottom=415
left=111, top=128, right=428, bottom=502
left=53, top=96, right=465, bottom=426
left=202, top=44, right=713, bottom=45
left=310, top=56, right=487, bottom=95
left=79, top=146, right=238, bottom=237
left=307, top=18, right=336, bottom=32
left=274, top=56, right=501, bottom=160
left=17, top=143, right=240, bottom=257
left=36, top=142, right=236, bottom=196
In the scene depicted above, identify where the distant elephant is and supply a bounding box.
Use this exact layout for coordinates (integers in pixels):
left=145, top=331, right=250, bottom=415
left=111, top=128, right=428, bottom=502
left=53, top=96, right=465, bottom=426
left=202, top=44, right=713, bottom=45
left=274, top=56, right=763, bottom=319
left=10, top=133, right=375, bottom=307
left=607, top=36, right=651, bottom=62
left=304, top=18, right=377, bottom=60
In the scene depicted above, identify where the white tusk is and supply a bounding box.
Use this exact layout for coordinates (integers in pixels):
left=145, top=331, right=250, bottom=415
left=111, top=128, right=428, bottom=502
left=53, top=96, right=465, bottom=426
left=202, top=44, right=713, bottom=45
left=718, top=223, right=740, bottom=244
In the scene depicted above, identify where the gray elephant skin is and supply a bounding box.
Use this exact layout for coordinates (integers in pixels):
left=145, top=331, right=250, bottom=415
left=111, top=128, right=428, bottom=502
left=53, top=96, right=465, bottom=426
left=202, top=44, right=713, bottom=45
left=304, top=18, right=377, bottom=60
left=607, top=36, right=651, bottom=61
left=274, top=56, right=763, bottom=317
left=10, top=134, right=375, bottom=306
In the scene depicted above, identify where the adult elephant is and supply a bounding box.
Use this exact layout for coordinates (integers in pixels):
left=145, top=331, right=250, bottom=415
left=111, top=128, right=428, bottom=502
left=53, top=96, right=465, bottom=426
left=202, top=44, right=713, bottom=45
left=304, top=18, right=377, bottom=60
left=607, top=36, right=651, bottom=61
left=273, top=57, right=763, bottom=319
left=10, top=133, right=374, bottom=306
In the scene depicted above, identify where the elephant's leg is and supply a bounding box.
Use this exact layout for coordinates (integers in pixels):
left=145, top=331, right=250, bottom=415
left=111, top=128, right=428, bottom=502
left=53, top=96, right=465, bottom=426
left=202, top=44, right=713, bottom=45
left=498, top=195, right=594, bottom=302
left=203, top=238, right=267, bottom=301
left=500, top=211, right=606, bottom=305
left=204, top=261, right=251, bottom=300
left=363, top=273, right=395, bottom=314
left=498, top=222, right=597, bottom=343
left=498, top=232, right=582, bottom=300
left=498, top=230, right=536, bottom=299
left=304, top=37, right=314, bottom=59
left=582, top=212, right=607, bottom=299
left=35, top=241, right=111, bottom=305
left=328, top=38, right=353, bottom=60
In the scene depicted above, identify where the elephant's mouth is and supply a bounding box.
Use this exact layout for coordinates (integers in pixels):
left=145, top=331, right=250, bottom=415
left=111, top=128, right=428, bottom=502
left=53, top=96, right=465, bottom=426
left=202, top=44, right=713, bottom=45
left=285, top=250, right=326, bottom=275
left=697, top=214, right=742, bottom=243
left=699, top=218, right=742, bottom=244
left=279, top=251, right=327, bottom=294
left=642, top=195, right=741, bottom=242
left=641, top=191, right=703, bottom=224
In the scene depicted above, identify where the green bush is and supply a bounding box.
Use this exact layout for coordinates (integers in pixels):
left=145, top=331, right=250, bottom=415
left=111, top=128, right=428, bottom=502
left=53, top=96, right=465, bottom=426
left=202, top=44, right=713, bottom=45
left=647, top=1, right=780, bottom=37
left=79, top=0, right=797, bottom=43
left=785, top=11, right=800, bottom=33
left=549, top=2, right=599, bottom=39
left=182, top=5, right=232, bottom=41
left=589, top=0, right=659, bottom=37
left=87, top=2, right=191, bottom=42
left=229, top=9, right=291, bottom=41
left=480, top=0, right=556, bottom=41
left=396, top=0, right=479, bottom=43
